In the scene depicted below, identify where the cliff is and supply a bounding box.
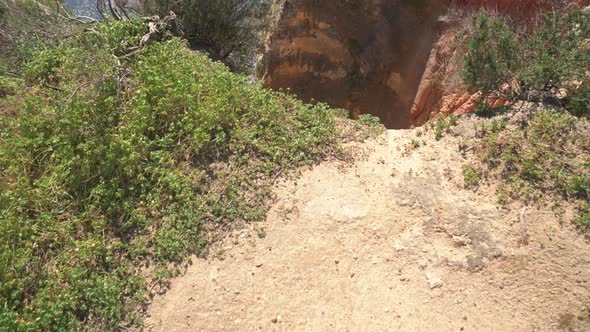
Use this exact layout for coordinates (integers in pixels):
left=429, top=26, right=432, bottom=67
left=261, top=0, right=590, bottom=128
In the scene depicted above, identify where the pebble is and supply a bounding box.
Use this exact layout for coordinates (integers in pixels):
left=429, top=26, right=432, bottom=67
left=418, top=260, right=428, bottom=270
left=426, top=273, right=444, bottom=289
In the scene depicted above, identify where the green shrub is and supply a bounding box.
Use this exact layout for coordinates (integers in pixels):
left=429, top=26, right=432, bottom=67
left=0, top=0, right=75, bottom=69
left=470, top=109, right=589, bottom=227
left=143, top=0, right=271, bottom=73
left=462, top=11, right=519, bottom=95
left=0, top=19, right=342, bottom=330
left=462, top=8, right=590, bottom=116
left=426, top=114, right=458, bottom=140
left=576, top=204, right=590, bottom=231
left=463, top=165, right=480, bottom=188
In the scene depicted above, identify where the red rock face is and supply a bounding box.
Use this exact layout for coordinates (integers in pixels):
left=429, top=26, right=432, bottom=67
left=411, top=0, right=590, bottom=125
left=263, top=0, right=589, bottom=128
left=261, top=0, right=450, bottom=129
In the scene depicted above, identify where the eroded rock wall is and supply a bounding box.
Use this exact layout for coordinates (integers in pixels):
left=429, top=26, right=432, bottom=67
left=412, top=0, right=590, bottom=124
left=262, top=0, right=589, bottom=128
left=261, top=0, right=449, bottom=128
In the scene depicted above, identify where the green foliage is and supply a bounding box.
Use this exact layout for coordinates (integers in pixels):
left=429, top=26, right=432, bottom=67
left=0, top=19, right=341, bottom=330
left=576, top=204, right=590, bottom=231
left=471, top=109, right=589, bottom=227
left=520, top=10, right=590, bottom=93
left=462, top=11, right=519, bottom=95
left=0, top=0, right=76, bottom=69
left=143, top=0, right=271, bottom=73
left=358, top=113, right=385, bottom=136
left=462, top=8, right=590, bottom=116
left=255, top=227, right=267, bottom=239
left=426, top=114, right=458, bottom=140
left=463, top=165, right=480, bottom=188
left=0, top=75, right=22, bottom=97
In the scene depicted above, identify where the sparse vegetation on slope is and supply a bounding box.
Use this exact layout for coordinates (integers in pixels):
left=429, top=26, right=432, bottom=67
left=457, top=5, right=590, bottom=231
left=466, top=108, right=589, bottom=230
left=0, top=18, right=377, bottom=330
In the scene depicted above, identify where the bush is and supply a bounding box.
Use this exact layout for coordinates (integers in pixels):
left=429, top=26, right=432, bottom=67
left=0, top=0, right=76, bottom=69
left=0, top=19, right=342, bottom=330
left=143, top=0, right=271, bottom=73
left=469, top=109, right=589, bottom=227
left=463, top=165, right=480, bottom=188
left=461, top=8, right=590, bottom=116
left=462, top=11, right=520, bottom=96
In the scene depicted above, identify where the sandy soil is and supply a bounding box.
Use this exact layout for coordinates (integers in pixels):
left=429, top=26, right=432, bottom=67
left=144, top=120, right=590, bottom=331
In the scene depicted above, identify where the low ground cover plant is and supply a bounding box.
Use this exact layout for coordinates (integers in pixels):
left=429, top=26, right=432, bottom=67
left=0, top=18, right=368, bottom=329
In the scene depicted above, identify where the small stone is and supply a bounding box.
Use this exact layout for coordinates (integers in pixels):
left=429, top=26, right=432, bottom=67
left=452, top=235, right=471, bottom=247
left=234, top=290, right=241, bottom=295
left=556, top=88, right=569, bottom=100
left=255, top=263, right=263, bottom=268
left=271, top=315, right=281, bottom=324
left=335, top=259, right=340, bottom=264
left=418, top=260, right=428, bottom=270
left=426, top=273, right=443, bottom=289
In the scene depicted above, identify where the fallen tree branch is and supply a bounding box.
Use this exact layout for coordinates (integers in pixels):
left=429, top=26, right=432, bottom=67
left=118, top=12, right=176, bottom=59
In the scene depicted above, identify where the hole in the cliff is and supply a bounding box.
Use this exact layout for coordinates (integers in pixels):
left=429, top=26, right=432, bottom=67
left=262, top=0, right=451, bottom=130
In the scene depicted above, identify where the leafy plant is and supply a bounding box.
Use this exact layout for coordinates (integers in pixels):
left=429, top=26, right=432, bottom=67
left=0, top=0, right=76, bottom=69
left=463, top=165, right=480, bottom=188
left=469, top=109, right=589, bottom=228
left=143, top=0, right=272, bottom=73
left=427, top=114, right=458, bottom=140
left=0, top=19, right=351, bottom=330
left=461, top=8, right=590, bottom=116
left=462, top=11, right=519, bottom=96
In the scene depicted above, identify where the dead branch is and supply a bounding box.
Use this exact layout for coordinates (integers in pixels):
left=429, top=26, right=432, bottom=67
left=118, top=12, right=177, bottom=59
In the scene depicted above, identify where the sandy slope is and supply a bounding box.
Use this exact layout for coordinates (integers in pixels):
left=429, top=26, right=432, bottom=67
left=144, top=121, right=590, bottom=331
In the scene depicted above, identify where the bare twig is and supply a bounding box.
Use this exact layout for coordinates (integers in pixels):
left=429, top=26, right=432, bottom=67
left=117, top=12, right=177, bottom=59
left=42, top=83, right=64, bottom=92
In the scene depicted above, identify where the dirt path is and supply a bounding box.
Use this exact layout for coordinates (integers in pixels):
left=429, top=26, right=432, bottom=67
left=145, top=125, right=590, bottom=331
